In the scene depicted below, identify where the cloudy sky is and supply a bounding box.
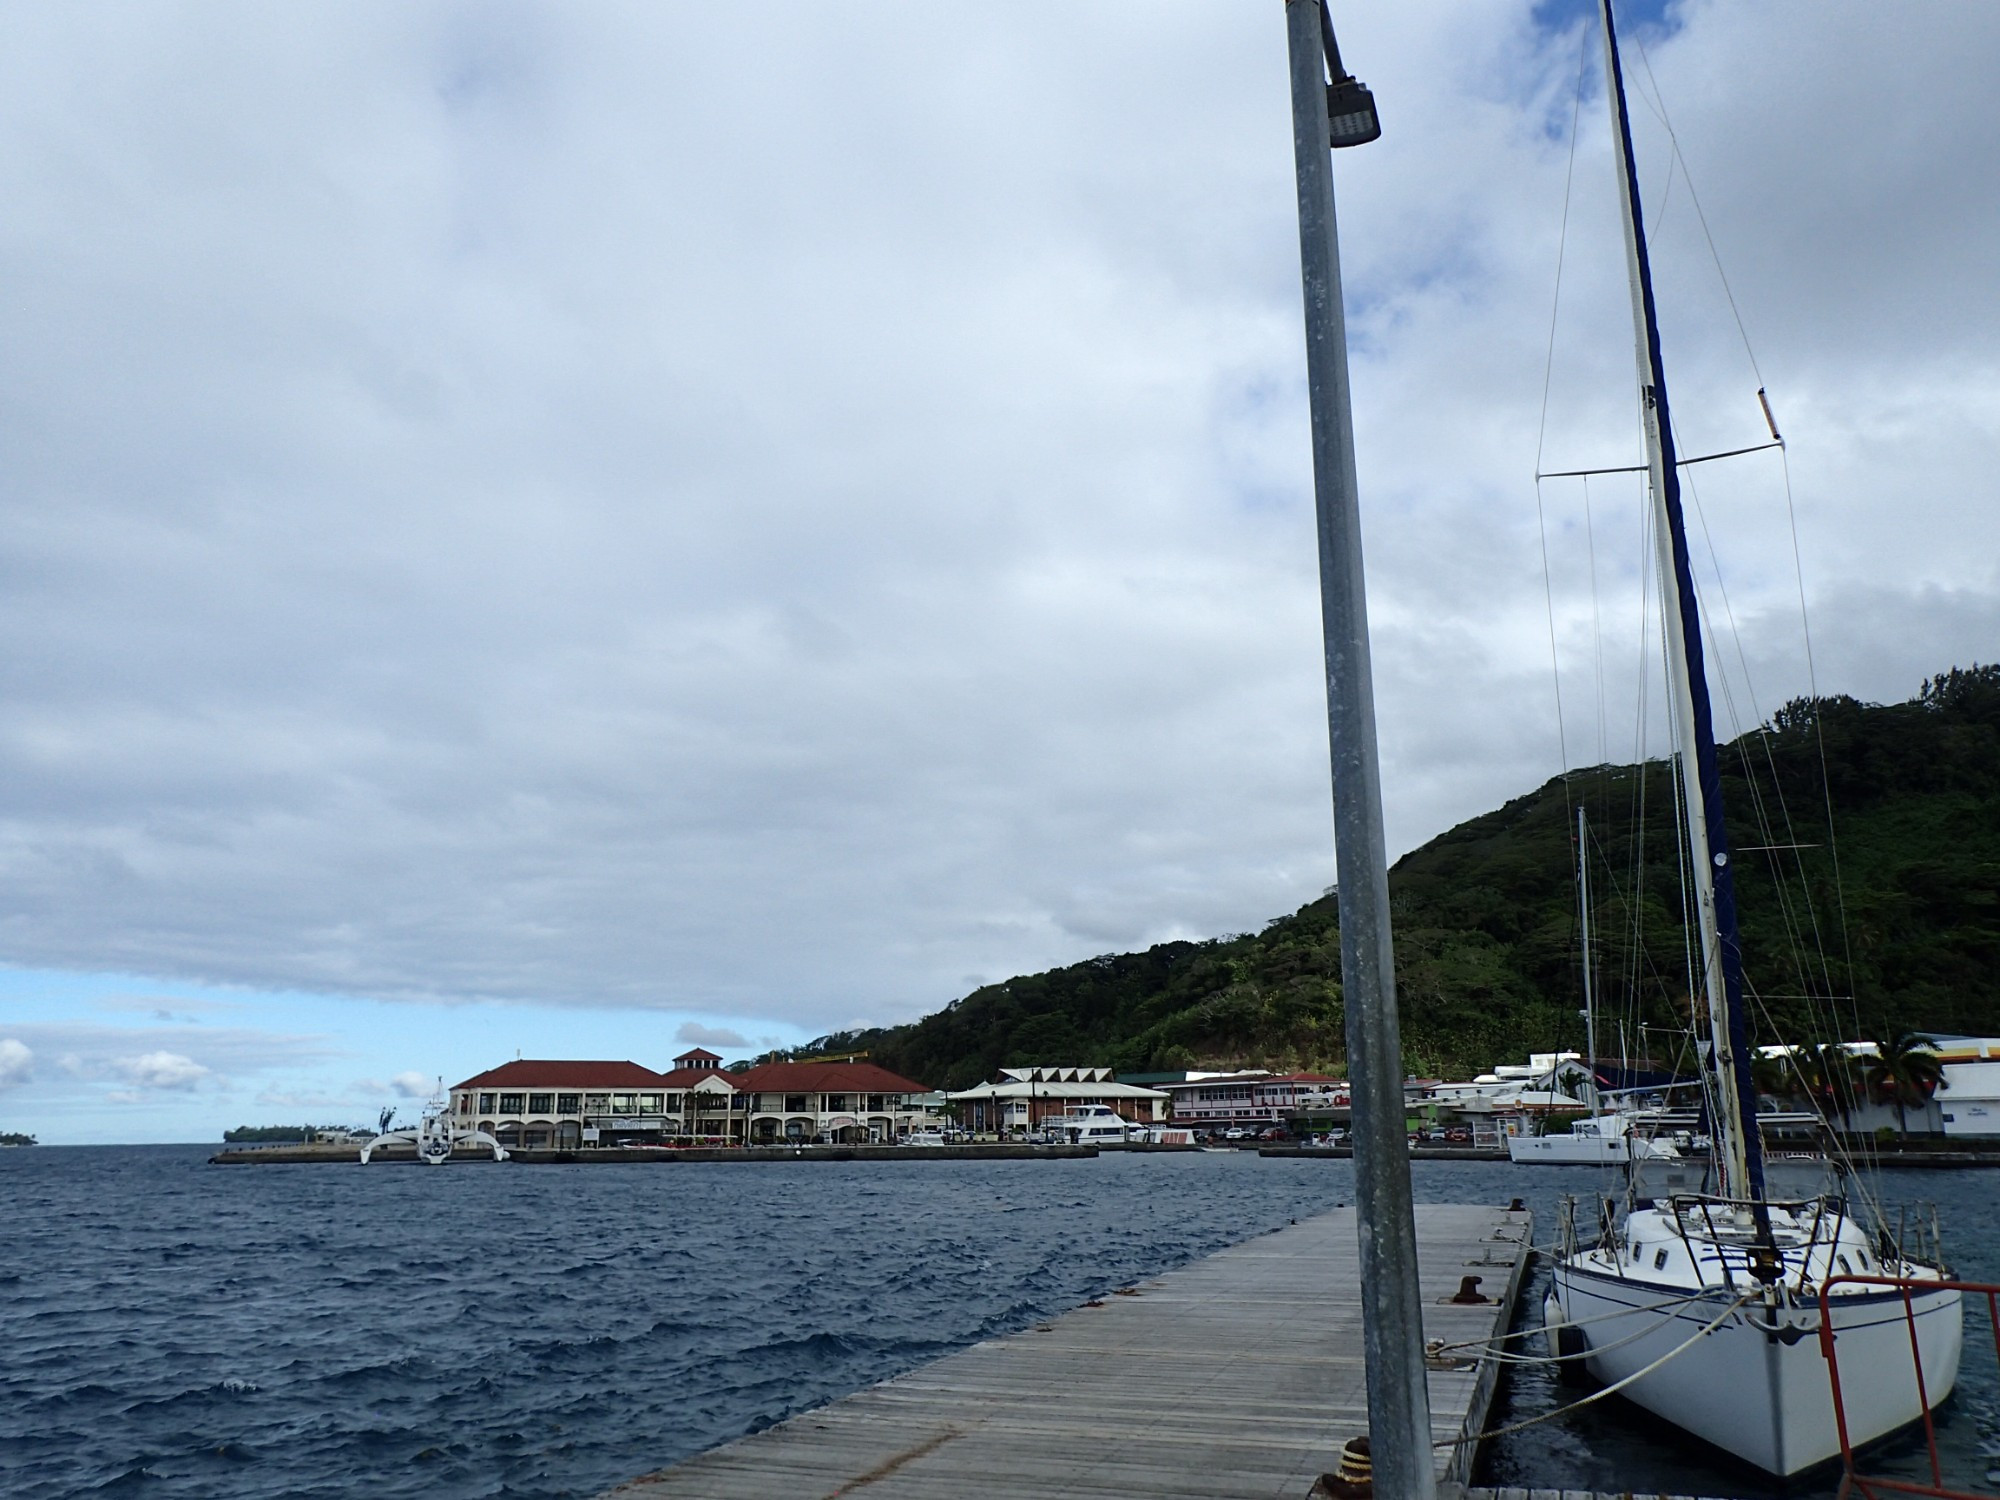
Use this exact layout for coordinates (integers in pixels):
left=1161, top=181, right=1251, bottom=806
left=2, top=1, right=1993, bottom=1143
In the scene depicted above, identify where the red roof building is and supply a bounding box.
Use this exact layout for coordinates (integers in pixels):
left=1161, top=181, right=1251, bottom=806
left=732, top=1061, right=930, bottom=1096
left=445, top=1053, right=940, bottom=1148
left=657, top=1047, right=734, bottom=1089
left=453, top=1059, right=668, bottom=1090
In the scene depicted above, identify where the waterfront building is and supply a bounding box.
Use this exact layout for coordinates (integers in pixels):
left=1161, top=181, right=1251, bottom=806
left=656, top=1048, right=747, bottom=1139
left=1934, top=1036, right=2000, bottom=1136
left=452, top=1059, right=674, bottom=1148
left=731, top=1059, right=937, bottom=1143
left=450, top=1052, right=937, bottom=1146
left=1158, top=1071, right=1348, bottom=1132
left=946, top=1067, right=1169, bottom=1136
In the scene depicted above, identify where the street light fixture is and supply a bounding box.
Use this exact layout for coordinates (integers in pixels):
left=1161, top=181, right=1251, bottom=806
left=1317, top=3, right=1381, bottom=148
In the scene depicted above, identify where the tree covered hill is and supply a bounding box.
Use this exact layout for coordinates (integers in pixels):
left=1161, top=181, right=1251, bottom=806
left=789, top=666, right=1999, bottom=1090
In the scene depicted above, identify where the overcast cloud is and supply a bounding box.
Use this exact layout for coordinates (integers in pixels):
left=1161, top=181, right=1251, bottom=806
left=1, top=2, right=1994, bottom=1139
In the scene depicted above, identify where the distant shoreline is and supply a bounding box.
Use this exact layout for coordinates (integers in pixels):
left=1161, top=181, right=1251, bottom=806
left=208, top=1140, right=1121, bottom=1165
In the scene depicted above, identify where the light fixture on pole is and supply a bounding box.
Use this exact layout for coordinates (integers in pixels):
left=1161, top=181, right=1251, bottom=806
left=1317, top=2, right=1381, bottom=148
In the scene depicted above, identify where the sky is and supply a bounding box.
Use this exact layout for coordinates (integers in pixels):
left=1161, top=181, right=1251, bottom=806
left=1, top=1, right=1994, bottom=1143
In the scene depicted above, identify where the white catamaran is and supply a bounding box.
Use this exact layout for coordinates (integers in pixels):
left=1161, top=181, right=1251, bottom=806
left=1539, top=1, right=1962, bottom=1477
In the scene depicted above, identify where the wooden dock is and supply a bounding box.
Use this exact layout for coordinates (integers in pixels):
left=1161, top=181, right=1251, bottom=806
left=598, top=1202, right=1533, bottom=1499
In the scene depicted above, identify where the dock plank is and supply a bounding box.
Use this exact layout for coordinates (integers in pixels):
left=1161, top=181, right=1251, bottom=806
left=600, top=1203, right=1532, bottom=1499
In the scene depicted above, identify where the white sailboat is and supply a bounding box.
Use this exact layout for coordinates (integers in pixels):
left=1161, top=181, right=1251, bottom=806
left=1540, top=1, right=1961, bottom=1477
left=1509, top=808, right=1678, bottom=1166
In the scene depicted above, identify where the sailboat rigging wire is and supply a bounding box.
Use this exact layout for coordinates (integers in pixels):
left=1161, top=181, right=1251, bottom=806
left=1534, top=23, right=1591, bottom=484
left=1438, top=1288, right=1760, bottom=1446
left=1670, top=411, right=1849, bottom=1030
left=1537, top=438, right=1784, bottom=480
left=1774, top=434, right=1866, bottom=1055
left=1631, top=31, right=1767, bottom=389
left=1585, top=475, right=1607, bottom=765
left=1533, top=25, right=1591, bottom=832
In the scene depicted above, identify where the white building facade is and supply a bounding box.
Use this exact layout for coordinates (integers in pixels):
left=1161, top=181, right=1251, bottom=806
left=946, top=1067, right=1169, bottom=1136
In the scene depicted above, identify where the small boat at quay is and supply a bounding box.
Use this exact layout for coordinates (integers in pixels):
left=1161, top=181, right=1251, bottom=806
left=1041, top=1105, right=1149, bottom=1146
left=1508, top=1109, right=1678, bottom=1165
left=359, top=1081, right=509, bottom=1165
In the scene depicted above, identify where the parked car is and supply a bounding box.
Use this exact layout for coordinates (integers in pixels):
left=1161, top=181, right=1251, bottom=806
left=1443, top=1126, right=1473, bottom=1144
left=1256, top=1125, right=1288, bottom=1141
left=1222, top=1127, right=1247, bottom=1141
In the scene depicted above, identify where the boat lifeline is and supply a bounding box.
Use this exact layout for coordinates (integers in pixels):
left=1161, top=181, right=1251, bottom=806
left=1540, top=1, right=1960, bottom=1477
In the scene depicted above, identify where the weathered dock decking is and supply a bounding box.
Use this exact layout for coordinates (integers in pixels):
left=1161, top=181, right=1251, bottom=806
left=599, top=1202, right=1533, bottom=1499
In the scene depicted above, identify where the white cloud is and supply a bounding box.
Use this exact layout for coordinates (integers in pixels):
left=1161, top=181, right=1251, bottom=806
left=110, top=1051, right=211, bottom=1091
left=0, top=0, right=1988, bottom=1052
left=0, top=1038, right=31, bottom=1088
left=2, top=1021, right=335, bottom=1080
left=675, top=1022, right=747, bottom=1050
left=254, top=1086, right=358, bottom=1113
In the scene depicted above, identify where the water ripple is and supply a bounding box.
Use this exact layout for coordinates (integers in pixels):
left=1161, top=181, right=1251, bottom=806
left=2, top=1146, right=1991, bottom=1500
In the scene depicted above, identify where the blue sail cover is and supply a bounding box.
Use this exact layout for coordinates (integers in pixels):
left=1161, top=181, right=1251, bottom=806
left=1602, top=0, right=1767, bottom=1202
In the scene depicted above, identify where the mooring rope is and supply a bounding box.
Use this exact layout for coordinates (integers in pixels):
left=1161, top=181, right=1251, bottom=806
left=1436, top=1287, right=1760, bottom=1447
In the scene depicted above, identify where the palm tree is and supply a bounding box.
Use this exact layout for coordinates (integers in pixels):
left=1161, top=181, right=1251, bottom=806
left=1750, top=1050, right=1796, bottom=1107
left=1863, top=1031, right=1943, bottom=1135
left=1791, top=1043, right=1864, bottom=1134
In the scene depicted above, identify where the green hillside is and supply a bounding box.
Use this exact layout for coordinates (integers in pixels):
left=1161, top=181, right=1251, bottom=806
left=788, top=666, right=2000, bottom=1089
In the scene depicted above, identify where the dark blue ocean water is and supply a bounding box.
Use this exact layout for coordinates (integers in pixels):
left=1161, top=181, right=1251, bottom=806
left=0, top=1147, right=1992, bottom=1500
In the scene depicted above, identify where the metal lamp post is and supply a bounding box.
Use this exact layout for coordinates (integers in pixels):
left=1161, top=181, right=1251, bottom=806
left=1283, top=6, right=1435, bottom=1500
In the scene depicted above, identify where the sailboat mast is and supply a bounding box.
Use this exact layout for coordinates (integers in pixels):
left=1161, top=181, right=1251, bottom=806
left=1596, top=0, right=1765, bottom=1202
left=1579, top=804, right=1598, bottom=1112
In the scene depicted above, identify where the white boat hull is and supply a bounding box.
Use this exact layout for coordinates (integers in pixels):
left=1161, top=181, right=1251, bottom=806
left=1508, top=1133, right=1673, bottom=1165
left=1549, top=1265, right=1962, bottom=1475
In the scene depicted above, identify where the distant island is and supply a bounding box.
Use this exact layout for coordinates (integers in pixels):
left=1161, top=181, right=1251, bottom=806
left=0, top=1132, right=36, bottom=1147
left=222, top=1124, right=361, bottom=1143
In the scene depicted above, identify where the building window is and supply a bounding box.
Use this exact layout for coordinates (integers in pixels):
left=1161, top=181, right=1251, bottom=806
left=612, top=1094, right=636, bottom=1112
left=528, top=1093, right=554, bottom=1113
left=785, top=1094, right=808, bottom=1112
left=498, top=1093, right=524, bottom=1114
left=457, top=1095, right=471, bottom=1114
left=827, top=1094, right=848, bottom=1112
left=640, top=1094, right=662, bottom=1111
left=586, top=1093, right=610, bottom=1112
left=478, top=1092, right=496, bottom=1112
left=556, top=1094, right=581, bottom=1115
left=867, top=1095, right=885, bottom=1111
left=664, top=1094, right=682, bottom=1112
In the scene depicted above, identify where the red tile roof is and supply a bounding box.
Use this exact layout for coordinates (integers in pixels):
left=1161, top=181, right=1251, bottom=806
left=658, top=1065, right=737, bottom=1088
left=733, top=1061, right=931, bottom=1094
left=452, top=1059, right=669, bottom=1090
left=673, top=1048, right=723, bottom=1062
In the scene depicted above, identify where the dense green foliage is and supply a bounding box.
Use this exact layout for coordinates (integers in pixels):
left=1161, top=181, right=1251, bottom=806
left=787, top=667, right=2000, bottom=1089
left=0, top=1131, right=35, bottom=1147
left=221, top=1124, right=354, bottom=1143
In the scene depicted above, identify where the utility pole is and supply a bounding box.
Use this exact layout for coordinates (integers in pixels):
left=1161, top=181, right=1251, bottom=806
left=1283, top=6, right=1435, bottom=1500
